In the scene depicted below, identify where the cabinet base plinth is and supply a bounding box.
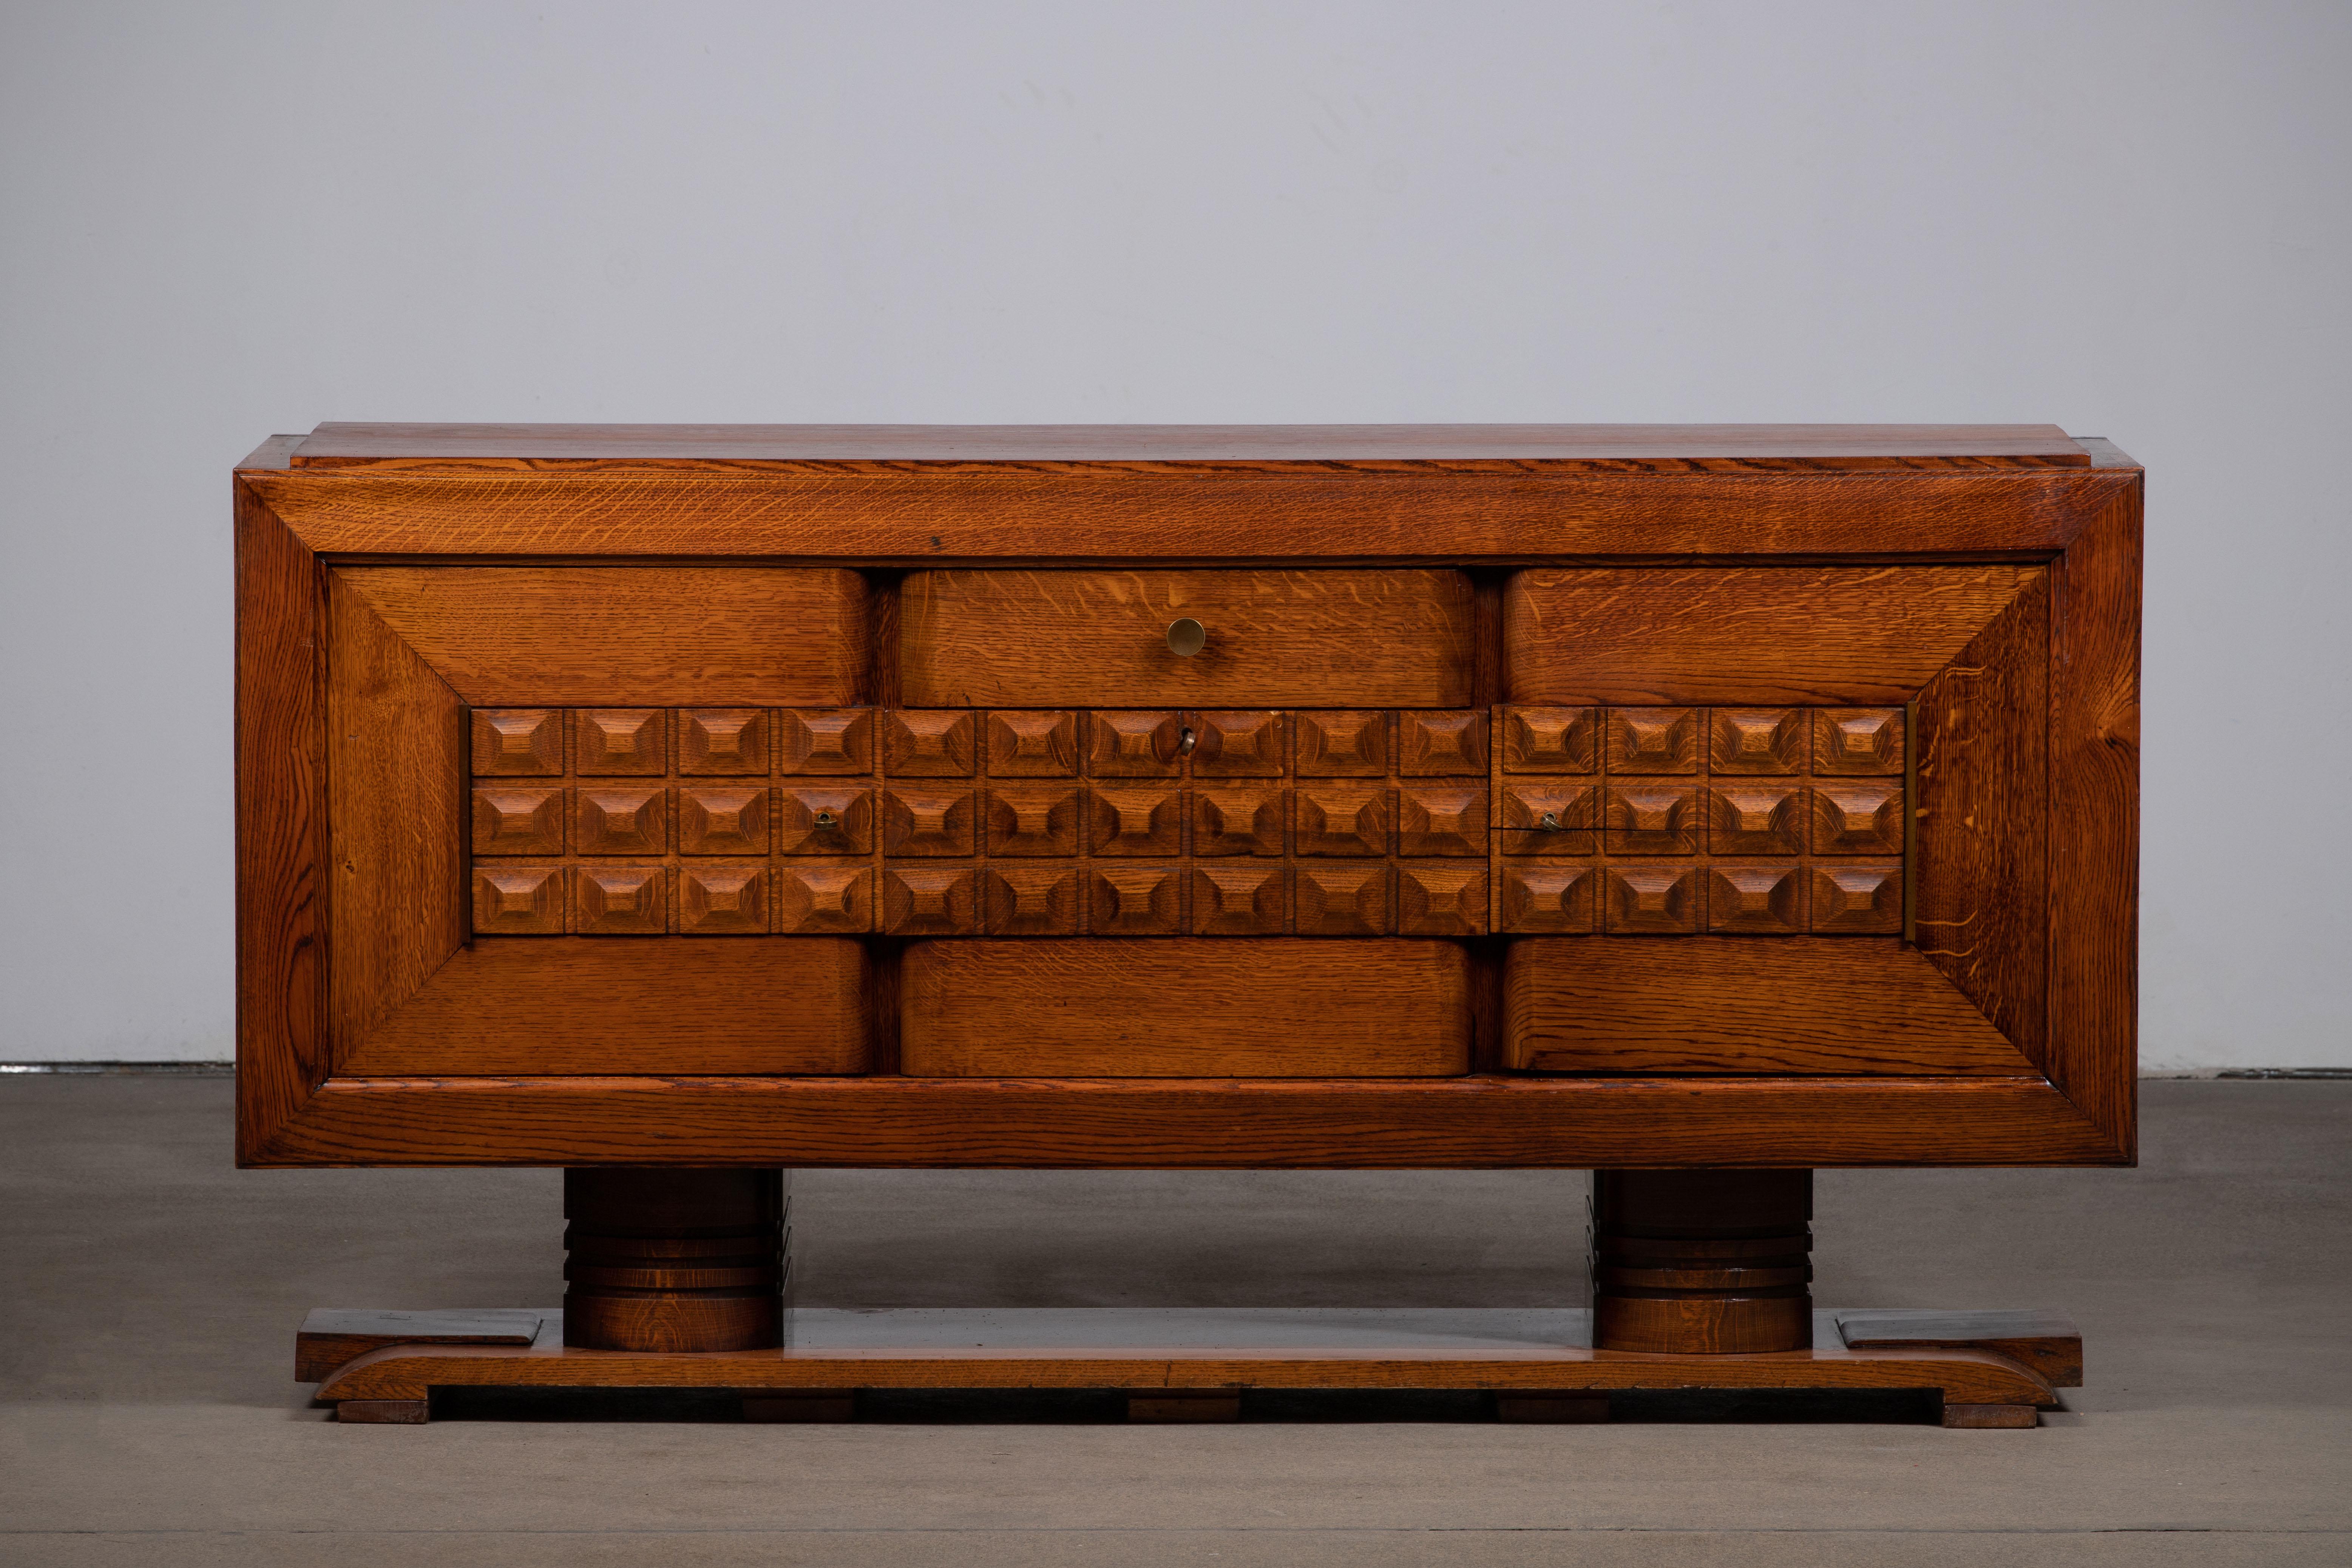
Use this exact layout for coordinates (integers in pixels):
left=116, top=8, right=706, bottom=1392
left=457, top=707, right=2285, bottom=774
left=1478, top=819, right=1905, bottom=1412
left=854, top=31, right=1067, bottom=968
left=300, top=1307, right=2072, bottom=1427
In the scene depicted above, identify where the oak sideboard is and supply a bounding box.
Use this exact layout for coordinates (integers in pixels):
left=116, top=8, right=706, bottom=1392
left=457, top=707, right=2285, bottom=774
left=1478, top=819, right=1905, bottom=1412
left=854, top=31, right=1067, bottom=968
left=238, top=423, right=2138, bottom=1426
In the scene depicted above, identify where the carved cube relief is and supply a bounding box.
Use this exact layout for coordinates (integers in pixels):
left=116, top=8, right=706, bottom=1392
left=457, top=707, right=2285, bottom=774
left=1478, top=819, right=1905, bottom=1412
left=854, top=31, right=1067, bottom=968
left=1498, top=705, right=1906, bottom=936
left=467, top=705, right=1902, bottom=938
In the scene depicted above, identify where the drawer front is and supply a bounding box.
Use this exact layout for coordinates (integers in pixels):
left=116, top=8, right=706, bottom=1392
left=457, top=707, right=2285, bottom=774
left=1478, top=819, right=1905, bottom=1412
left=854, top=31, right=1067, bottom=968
left=901, top=939, right=1471, bottom=1077
left=899, top=570, right=1476, bottom=708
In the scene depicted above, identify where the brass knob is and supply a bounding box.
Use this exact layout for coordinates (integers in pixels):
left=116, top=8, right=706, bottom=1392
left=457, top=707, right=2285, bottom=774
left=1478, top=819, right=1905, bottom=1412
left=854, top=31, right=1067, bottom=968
left=1538, top=811, right=1561, bottom=831
left=814, top=810, right=839, bottom=830
left=1177, top=726, right=1197, bottom=756
left=1166, top=617, right=1206, bottom=657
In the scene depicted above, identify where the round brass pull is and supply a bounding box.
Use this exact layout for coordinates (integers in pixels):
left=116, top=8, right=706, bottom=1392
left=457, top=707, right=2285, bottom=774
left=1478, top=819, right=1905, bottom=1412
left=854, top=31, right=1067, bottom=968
left=1166, top=617, right=1206, bottom=658
left=814, top=810, right=839, bottom=830
left=1177, top=726, right=1197, bottom=757
left=1538, top=811, right=1561, bottom=831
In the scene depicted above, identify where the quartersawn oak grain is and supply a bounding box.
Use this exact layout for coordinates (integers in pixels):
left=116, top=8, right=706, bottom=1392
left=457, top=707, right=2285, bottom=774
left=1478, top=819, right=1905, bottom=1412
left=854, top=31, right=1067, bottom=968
left=337, top=939, right=872, bottom=1076
left=1505, top=566, right=2042, bottom=706
left=1913, top=573, right=2050, bottom=1066
left=1501, top=939, right=2035, bottom=1075
left=900, top=940, right=1471, bottom=1077
left=235, top=477, right=327, bottom=1161
left=326, top=576, right=467, bottom=1063
left=252, top=1074, right=2114, bottom=1169
left=899, top=570, right=1476, bottom=708
left=333, top=566, right=869, bottom=706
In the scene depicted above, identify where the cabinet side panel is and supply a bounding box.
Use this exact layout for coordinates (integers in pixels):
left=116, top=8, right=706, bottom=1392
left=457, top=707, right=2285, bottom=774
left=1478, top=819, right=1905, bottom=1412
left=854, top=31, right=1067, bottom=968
left=2046, top=482, right=2141, bottom=1157
left=235, top=483, right=327, bottom=1159
left=327, top=575, right=467, bottom=1059
left=1913, top=573, right=2049, bottom=1064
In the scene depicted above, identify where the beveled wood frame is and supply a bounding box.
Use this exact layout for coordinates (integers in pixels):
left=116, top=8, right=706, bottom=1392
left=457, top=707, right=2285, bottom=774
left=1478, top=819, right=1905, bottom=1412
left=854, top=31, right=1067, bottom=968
left=236, top=429, right=2139, bottom=1168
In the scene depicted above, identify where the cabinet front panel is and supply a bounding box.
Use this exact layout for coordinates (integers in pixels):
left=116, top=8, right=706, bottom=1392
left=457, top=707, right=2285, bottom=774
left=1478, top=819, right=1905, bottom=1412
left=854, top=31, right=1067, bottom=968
left=900, top=939, right=1472, bottom=1077
left=899, top=570, right=1476, bottom=708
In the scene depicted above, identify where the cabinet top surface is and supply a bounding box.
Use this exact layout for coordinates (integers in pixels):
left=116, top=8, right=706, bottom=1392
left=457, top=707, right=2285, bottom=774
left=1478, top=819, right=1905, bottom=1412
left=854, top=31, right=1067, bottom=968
left=285, top=422, right=2092, bottom=468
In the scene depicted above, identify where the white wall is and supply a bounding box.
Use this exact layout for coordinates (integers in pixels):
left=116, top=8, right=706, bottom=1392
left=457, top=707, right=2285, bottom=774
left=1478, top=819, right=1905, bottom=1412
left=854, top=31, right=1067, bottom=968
left=3, top=2, right=2346, bottom=1068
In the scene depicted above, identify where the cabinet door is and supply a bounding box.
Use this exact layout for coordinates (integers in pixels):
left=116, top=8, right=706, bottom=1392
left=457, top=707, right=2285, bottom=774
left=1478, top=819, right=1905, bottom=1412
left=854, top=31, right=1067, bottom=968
left=1499, top=566, right=2054, bottom=1079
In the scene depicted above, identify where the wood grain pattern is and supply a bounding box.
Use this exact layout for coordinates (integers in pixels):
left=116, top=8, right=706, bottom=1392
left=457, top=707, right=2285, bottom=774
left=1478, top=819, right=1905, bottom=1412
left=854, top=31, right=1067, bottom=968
left=899, top=570, right=1476, bottom=707
left=1914, top=575, right=2049, bottom=1064
left=235, top=480, right=328, bottom=1161
left=1506, top=567, right=2040, bottom=705
left=250, top=1075, right=2118, bottom=1169
left=291, top=422, right=2091, bottom=468
left=333, top=566, right=869, bottom=705
left=251, top=467, right=2136, bottom=565
left=2044, top=480, right=2141, bottom=1158
left=336, top=939, right=872, bottom=1075
left=326, top=576, right=466, bottom=1064
left=899, top=940, right=1471, bottom=1077
left=1503, top=939, right=2036, bottom=1075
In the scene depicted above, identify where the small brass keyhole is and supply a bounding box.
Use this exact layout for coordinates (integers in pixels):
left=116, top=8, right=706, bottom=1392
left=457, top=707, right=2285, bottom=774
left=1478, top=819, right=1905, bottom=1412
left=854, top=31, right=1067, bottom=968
left=1167, top=617, right=1206, bottom=657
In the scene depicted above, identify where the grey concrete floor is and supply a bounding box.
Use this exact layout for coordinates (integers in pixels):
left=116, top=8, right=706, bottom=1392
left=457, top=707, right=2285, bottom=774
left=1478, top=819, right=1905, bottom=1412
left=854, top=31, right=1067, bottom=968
left=1, top=1078, right=2346, bottom=1565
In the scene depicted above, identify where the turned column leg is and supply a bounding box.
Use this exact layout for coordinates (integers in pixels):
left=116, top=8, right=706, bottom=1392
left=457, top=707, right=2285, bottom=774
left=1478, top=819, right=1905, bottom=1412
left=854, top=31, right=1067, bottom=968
left=1589, top=1169, right=1813, bottom=1354
left=562, top=1169, right=788, bottom=1352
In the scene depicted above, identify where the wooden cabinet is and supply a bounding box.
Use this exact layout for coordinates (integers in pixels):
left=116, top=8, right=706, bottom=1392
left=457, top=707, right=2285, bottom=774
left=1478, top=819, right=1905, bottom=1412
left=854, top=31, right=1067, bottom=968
left=236, top=424, right=2139, bottom=1170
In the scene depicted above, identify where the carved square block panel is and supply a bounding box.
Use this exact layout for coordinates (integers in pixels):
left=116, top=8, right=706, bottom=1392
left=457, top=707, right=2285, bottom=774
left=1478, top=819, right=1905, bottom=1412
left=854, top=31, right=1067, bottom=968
left=678, top=863, right=768, bottom=935
left=471, top=786, right=564, bottom=856
left=1814, top=708, right=1905, bottom=775
left=1295, top=784, right=1390, bottom=857
left=1087, top=785, right=1184, bottom=856
left=774, top=861, right=873, bottom=933
left=1086, top=711, right=1184, bottom=776
left=1603, top=864, right=1702, bottom=933
left=679, top=709, right=769, bottom=775
left=882, top=786, right=979, bottom=856
left=985, top=711, right=1078, bottom=776
left=1396, top=784, right=1487, bottom=857
left=1708, top=709, right=1804, bottom=775
left=1707, top=783, right=1805, bottom=855
left=471, top=865, right=563, bottom=935
left=776, top=709, right=874, bottom=775
left=1606, top=708, right=1701, bottom=775
left=1089, top=862, right=1185, bottom=934
left=1706, top=863, right=1805, bottom=934
left=1191, top=863, right=1286, bottom=935
left=1501, top=706, right=1599, bottom=774
left=1398, top=860, right=1489, bottom=936
left=985, top=785, right=1083, bottom=856
left=984, top=862, right=1083, bottom=935
left=1498, top=862, right=1599, bottom=934
left=774, top=785, right=872, bottom=856
left=574, top=864, right=667, bottom=935
left=1812, top=781, right=1904, bottom=855
left=1604, top=782, right=1703, bottom=854
left=1191, top=711, right=1284, bottom=776
left=573, top=785, right=666, bottom=855
left=1296, top=862, right=1389, bottom=935
left=882, top=709, right=978, bottom=776
left=471, top=709, right=562, bottom=776
left=1294, top=710, right=1387, bottom=776
left=575, top=709, right=665, bottom=775
left=1399, top=710, right=1489, bottom=776
left=1498, top=782, right=1600, bottom=852
left=677, top=785, right=771, bottom=856
left=1193, top=786, right=1285, bottom=857
left=882, top=863, right=981, bottom=935
left=1810, top=862, right=1903, bottom=933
